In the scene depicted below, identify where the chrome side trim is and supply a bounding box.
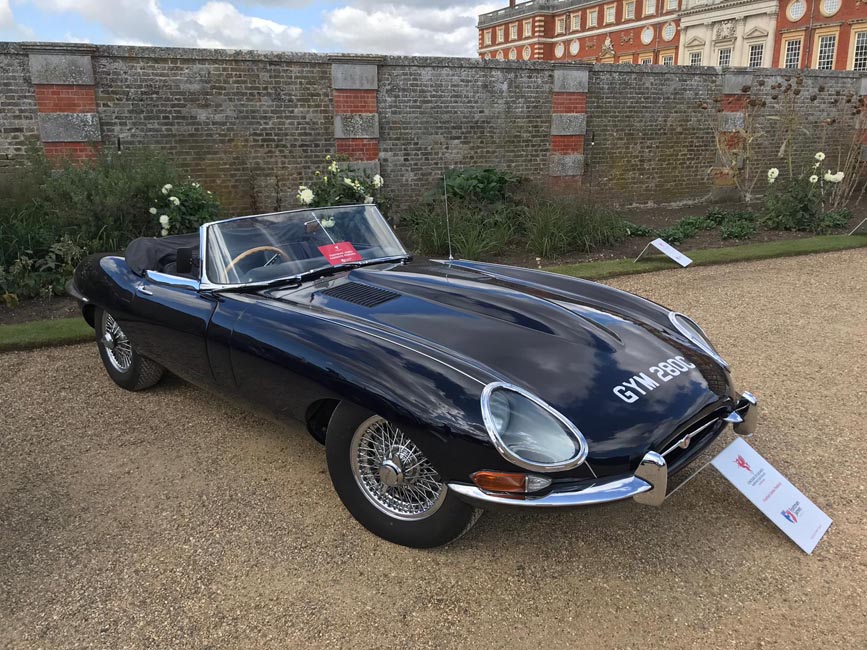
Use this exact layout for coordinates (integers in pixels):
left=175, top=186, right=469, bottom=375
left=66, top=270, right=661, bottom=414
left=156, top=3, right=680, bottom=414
left=733, top=391, right=758, bottom=437
left=447, top=475, right=652, bottom=508
left=660, top=418, right=718, bottom=457
left=144, top=270, right=200, bottom=291
left=480, top=382, right=590, bottom=473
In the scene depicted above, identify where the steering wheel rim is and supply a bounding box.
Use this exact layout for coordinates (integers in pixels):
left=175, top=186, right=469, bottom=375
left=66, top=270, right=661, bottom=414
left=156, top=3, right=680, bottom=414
left=225, top=246, right=288, bottom=276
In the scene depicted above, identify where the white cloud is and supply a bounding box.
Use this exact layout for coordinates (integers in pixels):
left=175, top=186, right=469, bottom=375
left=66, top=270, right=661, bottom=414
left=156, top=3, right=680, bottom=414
left=1, top=0, right=36, bottom=38
left=30, top=0, right=304, bottom=50
left=318, top=3, right=496, bottom=57
left=0, top=0, right=13, bottom=29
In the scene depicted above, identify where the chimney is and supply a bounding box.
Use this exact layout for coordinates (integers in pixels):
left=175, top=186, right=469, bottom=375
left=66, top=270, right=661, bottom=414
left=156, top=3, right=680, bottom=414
left=510, top=0, right=516, bottom=6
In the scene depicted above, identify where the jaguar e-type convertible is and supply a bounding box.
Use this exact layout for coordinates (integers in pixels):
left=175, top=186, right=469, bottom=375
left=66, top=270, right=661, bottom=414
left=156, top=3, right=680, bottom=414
left=69, top=204, right=758, bottom=548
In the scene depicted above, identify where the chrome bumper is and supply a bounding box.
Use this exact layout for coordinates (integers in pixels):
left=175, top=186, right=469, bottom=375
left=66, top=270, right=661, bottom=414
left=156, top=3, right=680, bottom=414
left=448, top=391, right=758, bottom=510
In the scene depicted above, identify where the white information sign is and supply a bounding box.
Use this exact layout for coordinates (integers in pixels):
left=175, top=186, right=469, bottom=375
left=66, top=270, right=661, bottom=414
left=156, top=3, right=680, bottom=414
left=634, top=238, right=693, bottom=267
left=711, top=438, right=832, bottom=554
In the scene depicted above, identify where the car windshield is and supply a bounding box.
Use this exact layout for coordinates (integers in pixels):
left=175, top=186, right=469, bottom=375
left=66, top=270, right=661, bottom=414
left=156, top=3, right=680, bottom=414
left=204, top=205, right=407, bottom=285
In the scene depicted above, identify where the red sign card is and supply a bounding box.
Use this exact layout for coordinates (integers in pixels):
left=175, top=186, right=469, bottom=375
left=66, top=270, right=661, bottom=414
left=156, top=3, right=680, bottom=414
left=318, top=242, right=363, bottom=266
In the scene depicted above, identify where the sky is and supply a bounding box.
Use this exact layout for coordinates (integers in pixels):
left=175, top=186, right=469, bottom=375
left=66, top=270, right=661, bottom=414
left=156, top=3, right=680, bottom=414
left=0, top=0, right=500, bottom=57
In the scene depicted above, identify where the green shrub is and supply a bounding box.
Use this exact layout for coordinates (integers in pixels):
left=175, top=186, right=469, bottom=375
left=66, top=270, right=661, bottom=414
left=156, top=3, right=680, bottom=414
left=442, top=168, right=520, bottom=203
left=0, top=147, right=218, bottom=301
left=296, top=155, right=389, bottom=215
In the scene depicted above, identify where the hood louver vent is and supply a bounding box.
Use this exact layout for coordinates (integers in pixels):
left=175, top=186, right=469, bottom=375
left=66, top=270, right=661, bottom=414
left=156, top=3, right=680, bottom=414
left=320, top=282, right=400, bottom=308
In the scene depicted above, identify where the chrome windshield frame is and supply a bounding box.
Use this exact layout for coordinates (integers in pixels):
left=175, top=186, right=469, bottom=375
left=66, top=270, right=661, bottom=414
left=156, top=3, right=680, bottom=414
left=197, top=205, right=408, bottom=291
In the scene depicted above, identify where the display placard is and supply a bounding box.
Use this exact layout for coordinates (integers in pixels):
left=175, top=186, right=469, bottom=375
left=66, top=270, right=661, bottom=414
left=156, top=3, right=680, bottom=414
left=711, top=438, right=832, bottom=554
left=634, top=238, right=693, bottom=267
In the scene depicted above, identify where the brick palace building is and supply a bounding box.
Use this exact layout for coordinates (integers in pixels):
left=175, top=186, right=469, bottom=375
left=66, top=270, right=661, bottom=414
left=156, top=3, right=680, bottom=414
left=478, top=0, right=867, bottom=70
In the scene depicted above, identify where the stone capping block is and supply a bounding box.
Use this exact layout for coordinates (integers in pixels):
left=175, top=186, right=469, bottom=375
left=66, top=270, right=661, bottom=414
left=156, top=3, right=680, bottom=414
left=553, top=68, right=589, bottom=93
left=722, top=71, right=753, bottom=95
left=549, top=153, right=584, bottom=177
left=551, top=113, right=587, bottom=136
left=38, top=113, right=101, bottom=142
left=332, top=63, right=378, bottom=90
left=29, top=53, right=94, bottom=85
left=347, top=160, right=381, bottom=176
left=719, top=111, right=745, bottom=132
left=859, top=77, right=867, bottom=96
left=334, top=113, right=380, bottom=139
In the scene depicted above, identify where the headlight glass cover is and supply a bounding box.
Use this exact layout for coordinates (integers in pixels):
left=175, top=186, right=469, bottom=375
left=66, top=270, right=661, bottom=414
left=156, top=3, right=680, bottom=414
left=669, top=311, right=729, bottom=369
left=481, top=383, right=589, bottom=472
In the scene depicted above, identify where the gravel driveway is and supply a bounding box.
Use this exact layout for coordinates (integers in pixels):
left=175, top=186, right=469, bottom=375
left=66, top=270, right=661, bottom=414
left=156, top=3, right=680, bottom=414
left=1, top=250, right=865, bottom=649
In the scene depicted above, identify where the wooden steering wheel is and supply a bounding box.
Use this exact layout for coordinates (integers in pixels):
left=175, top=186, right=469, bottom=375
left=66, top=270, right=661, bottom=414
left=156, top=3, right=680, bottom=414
left=225, top=246, right=288, bottom=275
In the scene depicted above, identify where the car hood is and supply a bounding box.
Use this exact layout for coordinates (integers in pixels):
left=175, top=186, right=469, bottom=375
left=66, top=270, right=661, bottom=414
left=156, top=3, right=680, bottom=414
left=281, top=259, right=734, bottom=473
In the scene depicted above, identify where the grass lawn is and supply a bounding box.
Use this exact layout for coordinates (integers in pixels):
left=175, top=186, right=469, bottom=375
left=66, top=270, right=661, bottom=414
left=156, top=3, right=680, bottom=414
left=549, top=234, right=867, bottom=280
left=0, top=318, right=92, bottom=353
left=1, top=235, right=866, bottom=353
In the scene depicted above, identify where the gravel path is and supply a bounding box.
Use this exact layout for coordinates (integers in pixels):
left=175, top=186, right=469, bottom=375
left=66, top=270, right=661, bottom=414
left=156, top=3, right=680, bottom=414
left=1, top=250, right=865, bottom=649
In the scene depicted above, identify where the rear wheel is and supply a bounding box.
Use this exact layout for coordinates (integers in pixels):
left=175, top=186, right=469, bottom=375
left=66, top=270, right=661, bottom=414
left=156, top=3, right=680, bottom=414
left=326, top=403, right=482, bottom=548
left=95, top=308, right=164, bottom=391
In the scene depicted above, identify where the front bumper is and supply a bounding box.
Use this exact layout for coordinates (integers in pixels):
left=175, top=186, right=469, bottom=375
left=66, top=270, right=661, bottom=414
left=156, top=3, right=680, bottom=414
left=448, top=391, right=758, bottom=509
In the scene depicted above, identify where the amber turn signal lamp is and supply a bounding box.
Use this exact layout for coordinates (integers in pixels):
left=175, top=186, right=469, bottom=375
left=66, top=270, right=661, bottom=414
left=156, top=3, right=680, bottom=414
left=471, top=471, right=552, bottom=495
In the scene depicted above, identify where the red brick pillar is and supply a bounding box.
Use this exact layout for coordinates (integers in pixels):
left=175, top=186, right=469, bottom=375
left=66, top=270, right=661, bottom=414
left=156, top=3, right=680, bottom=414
left=24, top=44, right=101, bottom=162
left=713, top=71, right=752, bottom=196
left=550, top=67, right=588, bottom=180
left=331, top=59, right=380, bottom=176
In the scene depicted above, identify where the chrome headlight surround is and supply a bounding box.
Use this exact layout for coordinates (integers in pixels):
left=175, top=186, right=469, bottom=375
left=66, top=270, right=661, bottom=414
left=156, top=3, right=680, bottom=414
left=480, top=382, right=589, bottom=473
left=668, top=311, right=729, bottom=370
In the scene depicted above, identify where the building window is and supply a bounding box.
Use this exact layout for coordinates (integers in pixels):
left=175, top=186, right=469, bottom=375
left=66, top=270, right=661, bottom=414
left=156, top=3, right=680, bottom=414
left=571, top=14, right=581, bottom=31
left=605, top=5, right=616, bottom=24
left=556, top=16, right=567, bottom=34
left=588, top=9, right=598, bottom=27
left=555, top=42, right=566, bottom=58
left=662, top=22, right=676, bottom=41
left=644, top=0, right=655, bottom=15
left=523, top=19, right=532, bottom=37
left=496, top=26, right=504, bottom=43
left=570, top=39, right=580, bottom=55
left=666, top=0, right=677, bottom=10
left=689, top=51, right=702, bottom=66
left=662, top=54, right=674, bottom=65
left=509, top=47, right=517, bottom=60
left=718, top=48, right=732, bottom=67
left=618, top=55, right=633, bottom=64
left=625, top=1, right=635, bottom=19
left=509, top=23, right=517, bottom=40
left=854, top=32, right=867, bottom=70
left=483, top=30, right=491, bottom=46
left=820, top=0, right=841, bottom=17
left=748, top=43, right=764, bottom=68
left=816, top=34, right=836, bottom=69
left=787, top=0, right=806, bottom=21
left=784, top=39, right=801, bottom=68
left=640, top=56, right=652, bottom=64
left=641, top=26, right=654, bottom=45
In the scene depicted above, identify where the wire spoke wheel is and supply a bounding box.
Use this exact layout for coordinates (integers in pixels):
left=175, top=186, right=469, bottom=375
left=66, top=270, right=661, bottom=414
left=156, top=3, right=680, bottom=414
left=350, top=416, right=447, bottom=521
left=101, top=311, right=133, bottom=373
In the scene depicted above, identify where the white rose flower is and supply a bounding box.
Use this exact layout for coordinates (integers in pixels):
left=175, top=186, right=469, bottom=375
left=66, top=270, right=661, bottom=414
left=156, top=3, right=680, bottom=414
left=767, top=168, right=779, bottom=180
left=815, top=152, right=826, bottom=161
left=169, top=196, right=180, bottom=206
left=149, top=207, right=157, bottom=215
left=344, top=177, right=355, bottom=187
left=321, top=217, right=335, bottom=228
left=159, top=215, right=170, bottom=226
left=161, top=183, right=173, bottom=195
left=328, top=161, right=339, bottom=174
left=823, top=172, right=835, bottom=182
left=298, top=188, right=315, bottom=205
left=372, top=174, right=384, bottom=189
left=160, top=228, right=169, bottom=237
left=809, top=175, right=818, bottom=184
left=364, top=195, right=374, bottom=204
left=833, top=171, right=845, bottom=183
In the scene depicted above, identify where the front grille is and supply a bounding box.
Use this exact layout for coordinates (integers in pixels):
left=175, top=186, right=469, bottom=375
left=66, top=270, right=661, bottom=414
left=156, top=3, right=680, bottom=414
left=319, top=282, right=400, bottom=308
left=658, top=410, right=728, bottom=475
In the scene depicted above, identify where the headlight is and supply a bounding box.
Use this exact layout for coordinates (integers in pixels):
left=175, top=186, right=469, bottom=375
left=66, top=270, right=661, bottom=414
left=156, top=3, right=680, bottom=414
left=480, top=382, right=589, bottom=472
left=669, top=311, right=729, bottom=370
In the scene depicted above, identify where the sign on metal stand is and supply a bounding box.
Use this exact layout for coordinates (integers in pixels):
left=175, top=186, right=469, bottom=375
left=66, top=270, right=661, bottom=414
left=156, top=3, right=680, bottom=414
left=634, top=238, right=693, bottom=267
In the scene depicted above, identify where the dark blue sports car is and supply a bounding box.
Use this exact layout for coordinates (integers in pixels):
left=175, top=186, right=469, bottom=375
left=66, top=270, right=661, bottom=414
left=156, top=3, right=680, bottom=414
left=69, top=205, right=757, bottom=547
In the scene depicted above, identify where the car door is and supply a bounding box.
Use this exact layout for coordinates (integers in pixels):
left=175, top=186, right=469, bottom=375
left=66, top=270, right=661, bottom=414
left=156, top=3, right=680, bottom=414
left=123, top=272, right=219, bottom=387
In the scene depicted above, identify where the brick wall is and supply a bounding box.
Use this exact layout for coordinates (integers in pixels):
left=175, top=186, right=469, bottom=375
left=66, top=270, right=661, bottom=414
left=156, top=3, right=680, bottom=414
left=0, top=41, right=864, bottom=215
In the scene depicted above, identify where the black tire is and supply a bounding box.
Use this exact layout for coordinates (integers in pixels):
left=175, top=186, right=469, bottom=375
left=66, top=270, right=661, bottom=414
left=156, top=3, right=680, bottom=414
left=325, top=402, right=482, bottom=548
left=95, top=307, right=164, bottom=392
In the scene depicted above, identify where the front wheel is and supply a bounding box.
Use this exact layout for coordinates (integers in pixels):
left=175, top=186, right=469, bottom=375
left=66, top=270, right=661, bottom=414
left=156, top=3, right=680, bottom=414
left=325, top=403, right=482, bottom=548
left=95, top=308, right=164, bottom=391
